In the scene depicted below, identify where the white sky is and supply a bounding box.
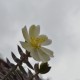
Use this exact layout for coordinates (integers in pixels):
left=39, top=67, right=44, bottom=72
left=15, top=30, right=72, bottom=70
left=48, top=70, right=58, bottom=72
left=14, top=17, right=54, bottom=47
left=0, top=0, right=80, bottom=80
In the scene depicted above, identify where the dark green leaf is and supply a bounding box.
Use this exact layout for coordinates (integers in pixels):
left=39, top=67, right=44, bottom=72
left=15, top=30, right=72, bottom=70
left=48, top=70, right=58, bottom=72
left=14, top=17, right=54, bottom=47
left=11, top=52, right=20, bottom=63
left=17, top=45, right=24, bottom=56
left=24, top=60, right=34, bottom=70
left=19, top=66, right=27, bottom=74
left=6, top=58, right=15, bottom=67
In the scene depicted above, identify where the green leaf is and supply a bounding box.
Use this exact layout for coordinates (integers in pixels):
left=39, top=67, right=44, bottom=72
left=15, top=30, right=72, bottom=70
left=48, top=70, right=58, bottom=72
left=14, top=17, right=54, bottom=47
left=24, top=60, right=34, bottom=70
left=11, top=52, right=20, bottom=63
left=17, top=45, right=24, bottom=56
left=19, top=66, right=27, bottom=74
left=6, top=58, right=15, bottom=67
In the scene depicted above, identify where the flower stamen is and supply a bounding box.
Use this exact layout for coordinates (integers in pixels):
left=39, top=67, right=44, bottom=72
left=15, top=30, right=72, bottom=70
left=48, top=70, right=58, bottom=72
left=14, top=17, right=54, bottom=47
left=30, top=37, right=47, bottom=48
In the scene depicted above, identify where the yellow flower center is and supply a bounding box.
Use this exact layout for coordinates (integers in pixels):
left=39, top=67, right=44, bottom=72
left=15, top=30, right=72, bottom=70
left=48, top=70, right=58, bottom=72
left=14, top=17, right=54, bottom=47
left=30, top=37, right=47, bottom=48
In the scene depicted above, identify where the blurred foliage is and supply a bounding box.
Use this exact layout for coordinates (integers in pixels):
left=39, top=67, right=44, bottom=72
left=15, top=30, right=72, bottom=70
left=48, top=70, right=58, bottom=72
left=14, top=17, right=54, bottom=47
left=0, top=46, right=50, bottom=80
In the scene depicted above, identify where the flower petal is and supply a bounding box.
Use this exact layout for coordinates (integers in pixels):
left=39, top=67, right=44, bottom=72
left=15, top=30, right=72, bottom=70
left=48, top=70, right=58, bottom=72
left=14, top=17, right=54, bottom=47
left=40, top=47, right=54, bottom=57
left=37, top=48, right=50, bottom=62
left=22, top=26, right=29, bottom=42
left=20, top=41, right=32, bottom=52
left=41, top=39, right=52, bottom=46
left=29, top=25, right=40, bottom=38
left=30, top=49, right=40, bottom=61
left=37, top=35, right=48, bottom=44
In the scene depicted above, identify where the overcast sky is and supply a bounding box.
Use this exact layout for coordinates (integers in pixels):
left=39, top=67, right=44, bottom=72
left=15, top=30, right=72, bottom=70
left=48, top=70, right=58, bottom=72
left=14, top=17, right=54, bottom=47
left=0, top=0, right=80, bottom=80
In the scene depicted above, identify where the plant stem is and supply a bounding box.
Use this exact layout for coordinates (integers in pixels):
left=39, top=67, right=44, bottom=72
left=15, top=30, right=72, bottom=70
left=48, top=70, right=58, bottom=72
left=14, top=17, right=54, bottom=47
left=29, top=72, right=39, bottom=80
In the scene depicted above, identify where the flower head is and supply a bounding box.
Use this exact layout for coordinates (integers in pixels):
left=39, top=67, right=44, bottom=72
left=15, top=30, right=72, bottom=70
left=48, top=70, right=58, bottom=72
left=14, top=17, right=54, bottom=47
left=20, top=25, right=53, bottom=62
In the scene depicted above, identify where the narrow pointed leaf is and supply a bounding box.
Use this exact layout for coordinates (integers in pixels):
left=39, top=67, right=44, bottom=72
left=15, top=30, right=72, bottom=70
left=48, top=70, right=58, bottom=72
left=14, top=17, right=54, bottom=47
left=0, top=59, right=10, bottom=68
left=19, top=66, right=27, bottom=74
left=18, top=45, right=24, bottom=56
left=6, top=58, right=15, bottom=67
left=11, top=52, right=20, bottom=63
left=24, top=60, right=34, bottom=70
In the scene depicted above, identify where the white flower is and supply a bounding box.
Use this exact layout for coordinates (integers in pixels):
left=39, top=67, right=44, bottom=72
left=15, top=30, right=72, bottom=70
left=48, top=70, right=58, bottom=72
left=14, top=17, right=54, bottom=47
left=20, top=25, right=53, bottom=62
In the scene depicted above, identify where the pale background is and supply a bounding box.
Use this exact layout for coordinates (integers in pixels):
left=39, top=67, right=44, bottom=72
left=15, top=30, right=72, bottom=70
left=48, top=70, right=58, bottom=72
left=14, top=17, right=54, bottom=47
left=0, top=0, right=80, bottom=80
